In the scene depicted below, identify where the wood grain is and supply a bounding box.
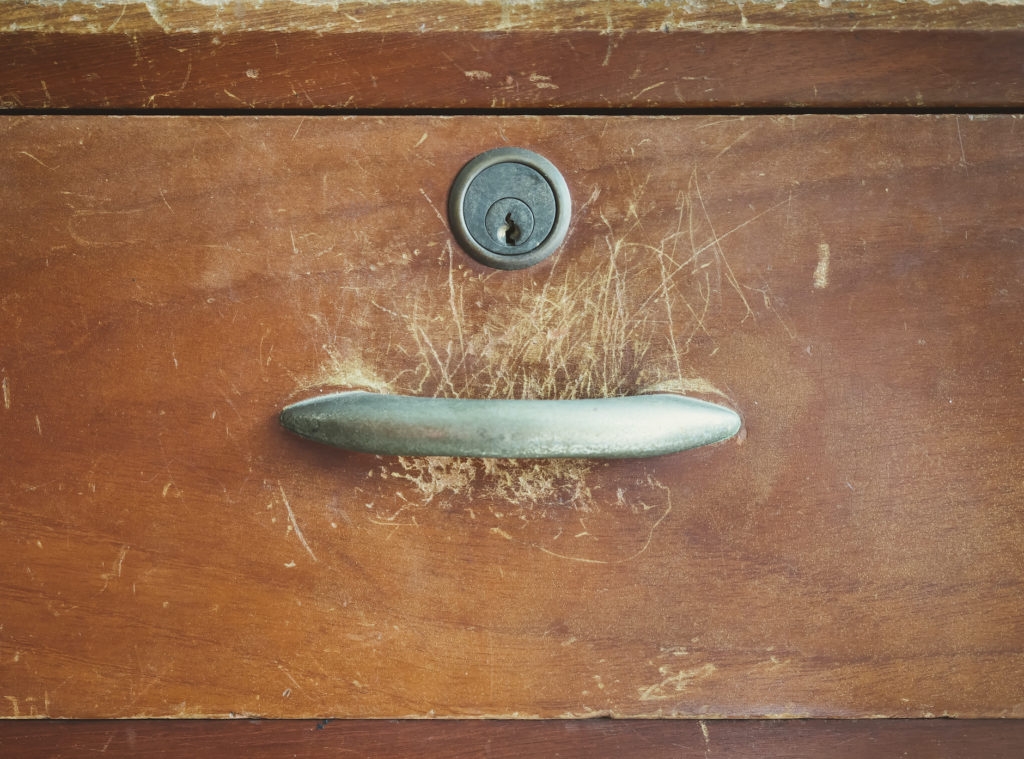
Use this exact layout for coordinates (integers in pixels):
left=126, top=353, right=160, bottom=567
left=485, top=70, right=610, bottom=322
left=3, top=0, right=1023, bottom=111
left=4, top=30, right=1024, bottom=111
left=3, top=719, right=1024, bottom=758
left=1, top=115, right=1022, bottom=718
left=6, top=0, right=1024, bottom=34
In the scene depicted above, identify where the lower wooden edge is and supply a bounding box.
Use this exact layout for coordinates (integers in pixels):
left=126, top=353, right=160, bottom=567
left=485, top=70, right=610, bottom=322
left=2, top=719, right=1023, bottom=758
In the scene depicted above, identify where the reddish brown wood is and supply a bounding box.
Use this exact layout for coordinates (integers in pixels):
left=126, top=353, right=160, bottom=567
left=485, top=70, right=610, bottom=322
left=1, top=115, right=1023, bottom=718
left=3, top=719, right=1024, bottom=758
left=6, top=1, right=1022, bottom=110
left=3, top=30, right=1024, bottom=110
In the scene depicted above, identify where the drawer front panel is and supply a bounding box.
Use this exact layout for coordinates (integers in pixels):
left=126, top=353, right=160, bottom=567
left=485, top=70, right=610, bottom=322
left=1, top=115, right=1022, bottom=717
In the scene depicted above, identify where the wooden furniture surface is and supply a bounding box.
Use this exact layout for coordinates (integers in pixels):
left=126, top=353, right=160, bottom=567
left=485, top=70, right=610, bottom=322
left=2, top=114, right=1022, bottom=720
left=2, top=2, right=1023, bottom=753
left=3, top=0, right=1024, bottom=110
left=3, top=719, right=1024, bottom=758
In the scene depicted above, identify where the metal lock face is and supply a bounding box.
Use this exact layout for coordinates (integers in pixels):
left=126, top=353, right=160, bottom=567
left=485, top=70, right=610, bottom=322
left=448, top=147, right=571, bottom=270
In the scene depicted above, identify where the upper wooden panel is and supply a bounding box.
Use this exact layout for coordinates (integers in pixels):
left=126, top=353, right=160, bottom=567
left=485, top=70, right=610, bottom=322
left=1, top=114, right=1023, bottom=718
left=2, top=1, right=1024, bottom=109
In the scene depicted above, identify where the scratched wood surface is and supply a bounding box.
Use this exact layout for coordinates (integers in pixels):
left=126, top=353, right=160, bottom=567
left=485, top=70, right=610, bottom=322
left=3, top=1, right=1024, bottom=110
left=4, top=720, right=1024, bottom=758
left=1, top=115, right=1023, bottom=718
left=5, top=30, right=1024, bottom=111
left=6, top=0, right=1024, bottom=33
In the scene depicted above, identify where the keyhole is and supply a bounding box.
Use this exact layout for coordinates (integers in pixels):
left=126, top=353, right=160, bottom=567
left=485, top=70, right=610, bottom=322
left=482, top=197, right=535, bottom=251
left=502, top=213, right=522, bottom=246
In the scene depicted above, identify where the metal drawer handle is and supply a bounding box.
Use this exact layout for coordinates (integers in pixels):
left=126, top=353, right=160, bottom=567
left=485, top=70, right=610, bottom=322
left=280, top=392, right=740, bottom=459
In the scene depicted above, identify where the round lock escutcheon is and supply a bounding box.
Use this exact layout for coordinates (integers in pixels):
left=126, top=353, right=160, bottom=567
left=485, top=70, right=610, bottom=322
left=448, top=147, right=571, bottom=270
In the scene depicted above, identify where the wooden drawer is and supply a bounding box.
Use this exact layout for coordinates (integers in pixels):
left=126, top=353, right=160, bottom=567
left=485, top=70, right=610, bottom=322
left=2, top=114, right=1022, bottom=719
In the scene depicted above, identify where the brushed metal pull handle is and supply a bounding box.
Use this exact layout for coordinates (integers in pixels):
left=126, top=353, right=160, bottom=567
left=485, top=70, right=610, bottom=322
left=280, top=392, right=740, bottom=459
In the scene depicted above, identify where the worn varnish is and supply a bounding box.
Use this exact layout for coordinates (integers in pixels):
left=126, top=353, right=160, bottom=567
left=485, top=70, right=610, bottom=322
left=3, top=1, right=1024, bottom=110
left=1, top=115, right=1023, bottom=718
left=5, top=31, right=1024, bottom=111
left=4, top=719, right=1024, bottom=758
left=8, top=0, right=1024, bottom=33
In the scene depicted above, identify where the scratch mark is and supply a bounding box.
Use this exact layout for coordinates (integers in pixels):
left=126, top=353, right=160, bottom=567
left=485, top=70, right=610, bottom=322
left=114, top=545, right=128, bottom=577
left=691, top=172, right=753, bottom=321
left=106, top=0, right=127, bottom=31
left=813, top=242, right=830, bottom=289
left=482, top=630, right=496, bottom=700
left=178, top=59, right=194, bottom=94
left=535, top=478, right=673, bottom=564
left=223, top=89, right=248, bottom=106
left=631, top=81, right=666, bottom=102
left=744, top=284, right=796, bottom=340
left=601, top=11, right=616, bottom=66
left=529, top=73, right=559, bottom=90
left=17, top=151, right=53, bottom=170
left=464, top=70, right=492, bottom=81
left=683, top=195, right=791, bottom=279
left=279, top=483, right=317, bottom=562
left=712, top=128, right=754, bottom=161
left=391, top=456, right=476, bottom=504
left=656, top=195, right=686, bottom=377
left=955, top=116, right=968, bottom=167
left=637, top=663, right=717, bottom=701
left=413, top=132, right=428, bottom=148
left=259, top=327, right=274, bottom=369
left=277, top=664, right=305, bottom=695
left=367, top=516, right=417, bottom=530
left=534, top=545, right=605, bottom=564
left=370, top=300, right=400, bottom=318
left=700, top=719, right=711, bottom=755
left=419, top=187, right=447, bottom=229
left=68, top=207, right=149, bottom=247
left=35, top=415, right=42, bottom=435
left=447, top=242, right=465, bottom=357
left=2, top=375, right=10, bottom=409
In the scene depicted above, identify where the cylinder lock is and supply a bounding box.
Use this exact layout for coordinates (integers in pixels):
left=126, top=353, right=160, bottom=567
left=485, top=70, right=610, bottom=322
left=448, top=147, right=571, bottom=270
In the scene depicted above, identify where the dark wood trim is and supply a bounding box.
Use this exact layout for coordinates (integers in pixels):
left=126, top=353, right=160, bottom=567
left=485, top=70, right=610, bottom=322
left=2, top=720, right=1024, bottom=758
left=3, top=30, right=1023, bottom=112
